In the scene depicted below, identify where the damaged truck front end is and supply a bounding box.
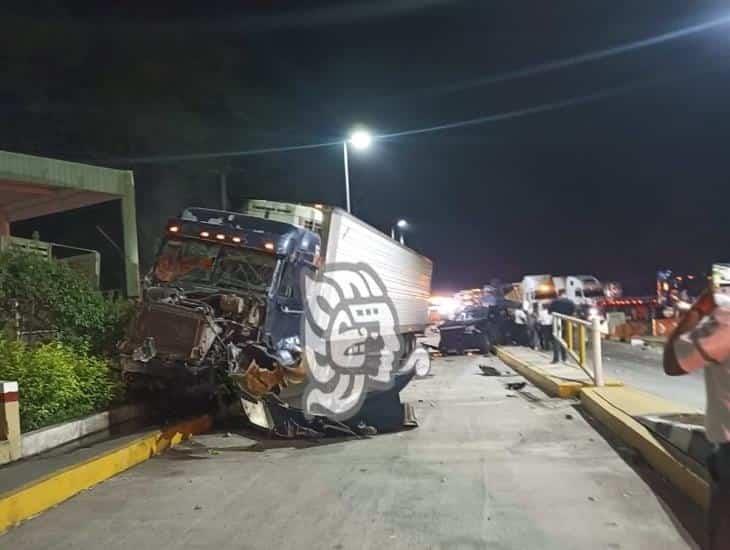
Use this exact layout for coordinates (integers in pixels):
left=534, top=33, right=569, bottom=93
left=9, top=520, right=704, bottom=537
left=120, top=208, right=310, bottom=404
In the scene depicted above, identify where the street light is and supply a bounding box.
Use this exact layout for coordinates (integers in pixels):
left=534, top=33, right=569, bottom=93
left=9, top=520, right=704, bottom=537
left=343, top=128, right=372, bottom=213
left=391, top=219, right=408, bottom=244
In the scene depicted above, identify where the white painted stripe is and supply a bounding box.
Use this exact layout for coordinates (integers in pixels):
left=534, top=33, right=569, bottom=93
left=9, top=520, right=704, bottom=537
left=0, top=381, right=18, bottom=393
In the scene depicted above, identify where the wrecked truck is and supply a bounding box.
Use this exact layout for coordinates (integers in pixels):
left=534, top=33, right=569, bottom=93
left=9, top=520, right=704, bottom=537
left=120, top=202, right=433, bottom=436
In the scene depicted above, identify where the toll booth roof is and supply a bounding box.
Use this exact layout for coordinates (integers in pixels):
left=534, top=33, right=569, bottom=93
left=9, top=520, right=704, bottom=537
left=0, top=150, right=134, bottom=222
left=0, top=150, right=139, bottom=297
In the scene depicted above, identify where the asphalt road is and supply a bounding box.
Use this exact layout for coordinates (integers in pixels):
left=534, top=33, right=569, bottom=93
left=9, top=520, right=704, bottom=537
left=601, top=341, right=705, bottom=410
left=1, top=355, right=698, bottom=549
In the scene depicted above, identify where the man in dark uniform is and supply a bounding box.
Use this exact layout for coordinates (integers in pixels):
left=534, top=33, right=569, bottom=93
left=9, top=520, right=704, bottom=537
left=548, top=297, right=575, bottom=363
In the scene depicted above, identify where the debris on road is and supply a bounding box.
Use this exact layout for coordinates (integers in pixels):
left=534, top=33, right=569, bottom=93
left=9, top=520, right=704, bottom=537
left=506, top=381, right=526, bottom=391
left=479, top=364, right=506, bottom=376
left=565, top=413, right=574, bottom=420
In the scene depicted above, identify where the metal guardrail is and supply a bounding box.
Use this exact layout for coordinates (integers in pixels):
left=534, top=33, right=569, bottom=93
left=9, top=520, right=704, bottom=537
left=552, top=313, right=604, bottom=386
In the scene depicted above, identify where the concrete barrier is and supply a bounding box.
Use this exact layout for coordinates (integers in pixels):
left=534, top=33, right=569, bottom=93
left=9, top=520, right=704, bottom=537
left=21, top=402, right=151, bottom=459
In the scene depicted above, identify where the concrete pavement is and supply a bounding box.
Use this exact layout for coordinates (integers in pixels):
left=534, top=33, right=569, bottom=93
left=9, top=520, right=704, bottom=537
left=1, top=354, right=698, bottom=549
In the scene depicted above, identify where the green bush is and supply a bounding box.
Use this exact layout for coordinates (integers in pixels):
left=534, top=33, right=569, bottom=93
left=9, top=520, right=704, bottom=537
left=0, top=337, right=121, bottom=431
left=0, top=251, right=133, bottom=356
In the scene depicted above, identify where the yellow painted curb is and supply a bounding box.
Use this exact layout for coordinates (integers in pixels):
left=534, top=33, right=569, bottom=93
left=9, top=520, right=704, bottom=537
left=495, top=347, right=621, bottom=398
left=0, top=415, right=212, bottom=534
left=580, top=387, right=709, bottom=510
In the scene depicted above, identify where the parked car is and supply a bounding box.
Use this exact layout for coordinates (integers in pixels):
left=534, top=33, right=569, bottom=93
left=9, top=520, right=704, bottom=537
left=438, top=306, right=493, bottom=355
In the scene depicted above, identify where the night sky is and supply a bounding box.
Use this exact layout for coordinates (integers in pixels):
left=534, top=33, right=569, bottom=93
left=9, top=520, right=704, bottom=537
left=3, top=2, right=730, bottom=294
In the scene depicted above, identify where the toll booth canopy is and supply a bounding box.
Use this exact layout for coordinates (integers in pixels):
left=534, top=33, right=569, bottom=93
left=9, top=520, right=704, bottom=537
left=0, top=150, right=139, bottom=296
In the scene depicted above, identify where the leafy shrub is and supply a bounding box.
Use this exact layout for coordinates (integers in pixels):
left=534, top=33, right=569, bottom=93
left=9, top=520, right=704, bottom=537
left=0, top=251, right=133, bottom=356
left=0, top=337, right=121, bottom=431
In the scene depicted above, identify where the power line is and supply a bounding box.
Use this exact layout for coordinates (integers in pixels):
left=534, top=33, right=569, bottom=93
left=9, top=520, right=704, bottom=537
left=117, top=139, right=343, bottom=164
left=397, top=12, right=730, bottom=99
left=379, top=78, right=656, bottom=139
left=114, top=72, right=681, bottom=164
left=108, top=13, right=730, bottom=165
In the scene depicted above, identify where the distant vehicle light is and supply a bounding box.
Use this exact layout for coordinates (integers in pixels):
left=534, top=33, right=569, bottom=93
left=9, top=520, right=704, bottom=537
left=264, top=242, right=275, bottom=251
left=232, top=236, right=242, bottom=243
left=314, top=203, right=323, bottom=209
left=168, top=225, right=180, bottom=233
left=200, top=231, right=210, bottom=238
left=216, top=233, right=226, bottom=240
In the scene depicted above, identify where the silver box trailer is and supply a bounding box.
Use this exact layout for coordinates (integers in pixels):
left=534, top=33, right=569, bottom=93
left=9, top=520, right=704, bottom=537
left=320, top=207, right=432, bottom=334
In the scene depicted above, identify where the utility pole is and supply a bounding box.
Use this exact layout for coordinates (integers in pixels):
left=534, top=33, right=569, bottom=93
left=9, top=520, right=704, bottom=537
left=219, top=172, right=228, bottom=211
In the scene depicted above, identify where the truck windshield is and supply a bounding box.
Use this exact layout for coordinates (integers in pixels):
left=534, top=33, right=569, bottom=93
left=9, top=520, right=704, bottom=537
left=535, top=289, right=557, bottom=300
left=154, top=239, right=276, bottom=292
left=583, top=288, right=604, bottom=298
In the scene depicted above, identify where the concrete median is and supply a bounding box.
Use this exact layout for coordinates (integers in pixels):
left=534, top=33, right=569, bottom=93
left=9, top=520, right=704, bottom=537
left=581, top=386, right=709, bottom=510
left=0, top=415, right=212, bottom=534
left=495, top=346, right=622, bottom=398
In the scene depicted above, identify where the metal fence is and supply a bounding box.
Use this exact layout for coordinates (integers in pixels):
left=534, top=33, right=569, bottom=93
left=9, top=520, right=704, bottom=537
left=552, top=313, right=604, bottom=386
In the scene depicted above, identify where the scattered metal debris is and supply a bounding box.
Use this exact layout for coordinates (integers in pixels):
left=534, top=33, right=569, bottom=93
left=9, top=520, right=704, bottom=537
left=478, top=364, right=504, bottom=376
left=506, top=381, right=526, bottom=391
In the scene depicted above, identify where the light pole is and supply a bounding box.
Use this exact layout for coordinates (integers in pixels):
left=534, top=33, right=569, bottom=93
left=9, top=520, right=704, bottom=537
left=343, top=129, right=372, bottom=213
left=391, top=219, right=408, bottom=245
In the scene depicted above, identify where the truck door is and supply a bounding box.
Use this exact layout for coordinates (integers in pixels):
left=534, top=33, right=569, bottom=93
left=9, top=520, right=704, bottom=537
left=265, top=260, right=306, bottom=347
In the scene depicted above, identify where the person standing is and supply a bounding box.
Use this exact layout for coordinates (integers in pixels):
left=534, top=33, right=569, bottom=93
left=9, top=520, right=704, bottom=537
left=537, top=305, right=553, bottom=351
left=664, top=289, right=730, bottom=550
left=513, top=308, right=527, bottom=346
left=525, top=309, right=539, bottom=349
left=548, top=296, right=576, bottom=363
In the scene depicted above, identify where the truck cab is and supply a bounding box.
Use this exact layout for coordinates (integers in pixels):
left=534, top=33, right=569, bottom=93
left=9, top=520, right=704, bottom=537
left=121, top=207, right=320, bottom=394
left=566, top=276, right=603, bottom=305
left=521, top=274, right=557, bottom=317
